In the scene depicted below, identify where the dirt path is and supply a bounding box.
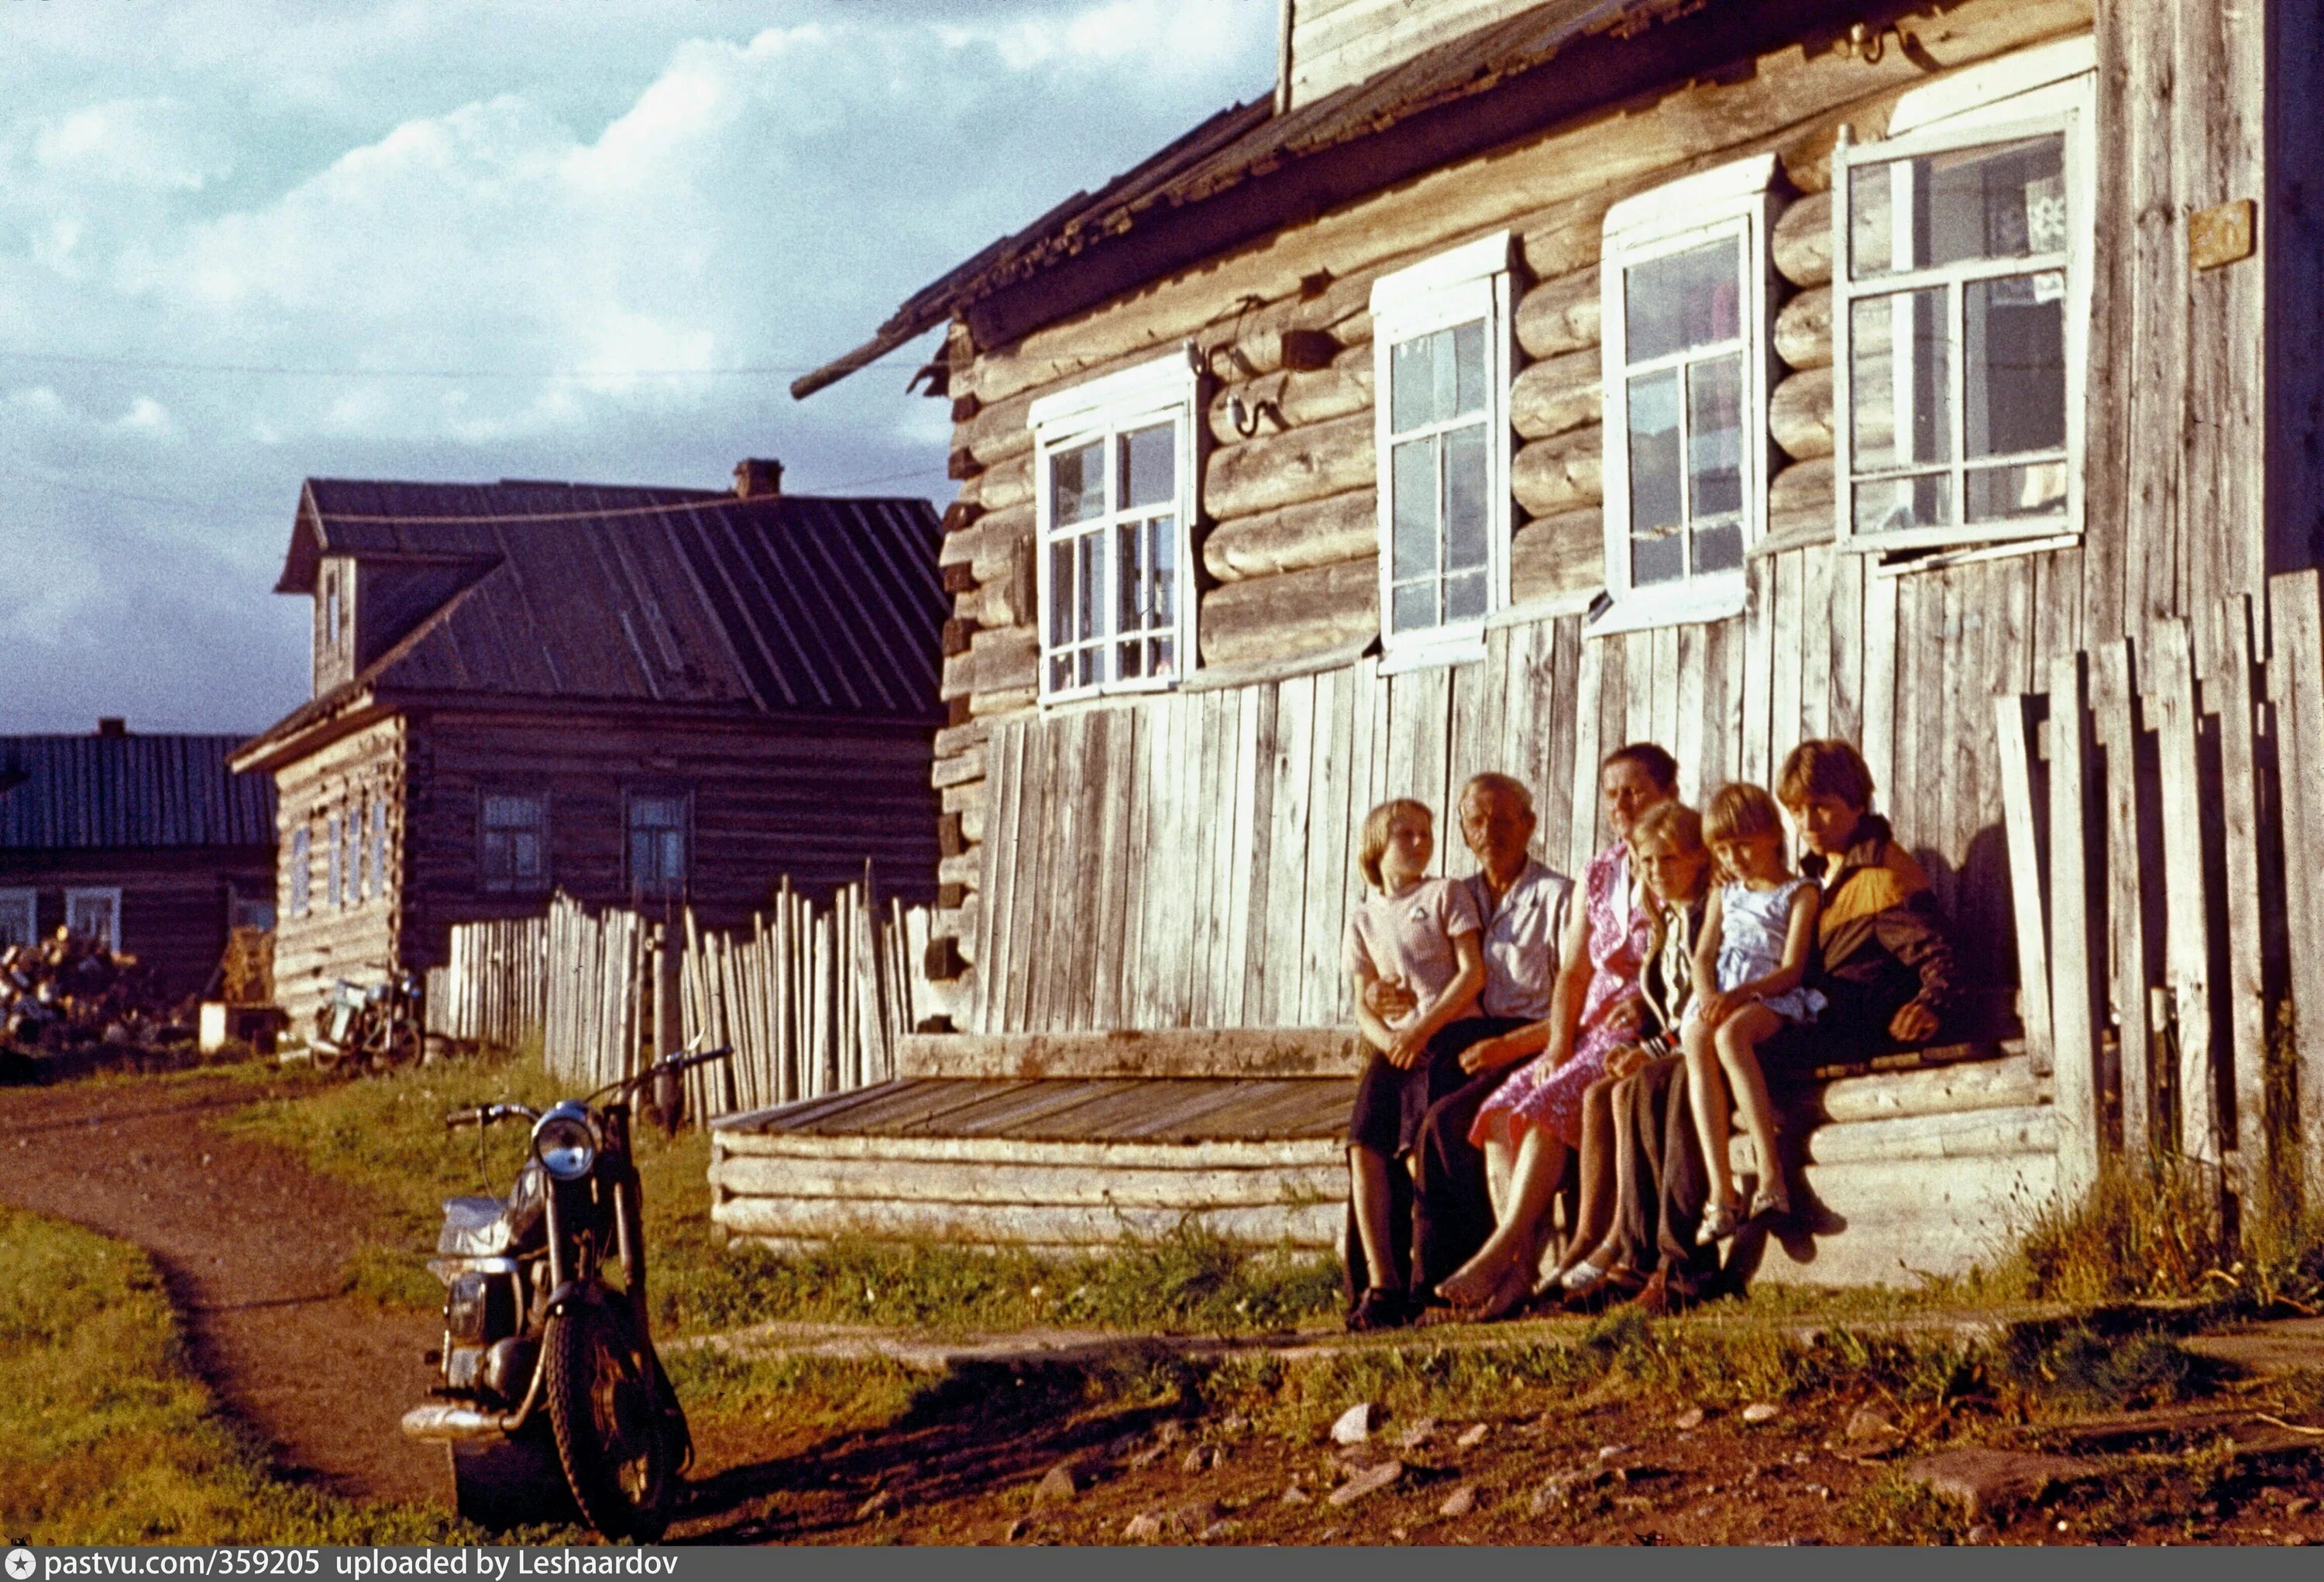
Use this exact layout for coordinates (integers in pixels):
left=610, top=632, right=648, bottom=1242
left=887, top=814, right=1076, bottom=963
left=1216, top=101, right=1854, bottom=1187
left=0, top=1076, right=446, bottom=1508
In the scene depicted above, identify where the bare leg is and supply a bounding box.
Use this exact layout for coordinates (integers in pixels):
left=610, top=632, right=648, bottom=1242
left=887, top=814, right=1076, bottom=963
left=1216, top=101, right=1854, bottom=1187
left=1683, top=1016, right=1737, bottom=1216
left=1555, top=1079, right=1620, bottom=1272
left=1437, top=1126, right=1569, bottom=1308
left=1714, top=1006, right=1789, bottom=1210
left=1348, top=1146, right=1400, bottom=1293
left=1484, top=1134, right=1516, bottom=1220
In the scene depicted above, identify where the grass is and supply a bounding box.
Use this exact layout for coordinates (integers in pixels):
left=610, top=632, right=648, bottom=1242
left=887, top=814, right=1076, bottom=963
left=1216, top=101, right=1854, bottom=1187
left=0, top=1205, right=483, bottom=1545
left=217, top=1046, right=1346, bottom=1338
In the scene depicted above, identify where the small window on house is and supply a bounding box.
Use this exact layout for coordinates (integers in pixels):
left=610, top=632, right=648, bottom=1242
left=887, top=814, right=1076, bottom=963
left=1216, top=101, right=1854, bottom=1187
left=626, top=791, right=689, bottom=900
left=64, top=887, right=120, bottom=951
left=1028, top=350, right=1199, bottom=701
left=1834, top=59, right=2092, bottom=555
left=326, top=813, right=344, bottom=910
left=481, top=793, right=548, bottom=894
left=287, top=827, right=311, bottom=919
left=1593, top=156, right=1777, bottom=635
left=352, top=796, right=370, bottom=904
left=1370, top=232, right=1514, bottom=669
left=0, top=888, right=36, bottom=947
left=370, top=800, right=390, bottom=901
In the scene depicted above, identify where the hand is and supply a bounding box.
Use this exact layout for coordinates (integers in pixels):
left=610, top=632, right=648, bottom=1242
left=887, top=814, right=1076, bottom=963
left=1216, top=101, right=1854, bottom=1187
left=1459, top=1033, right=1514, bottom=1075
left=1694, top=989, right=1737, bottom=1029
left=1386, top=1027, right=1429, bottom=1070
left=1603, top=994, right=1645, bottom=1037
left=1366, top=976, right=1420, bottom=1022
left=1889, top=1000, right=1939, bottom=1043
left=1605, top=1042, right=1647, bottom=1080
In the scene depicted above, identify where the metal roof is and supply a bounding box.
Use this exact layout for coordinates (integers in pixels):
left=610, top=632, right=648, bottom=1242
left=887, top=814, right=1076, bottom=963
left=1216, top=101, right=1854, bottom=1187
left=241, top=478, right=945, bottom=765
left=795, top=0, right=1879, bottom=397
left=0, top=734, right=277, bottom=851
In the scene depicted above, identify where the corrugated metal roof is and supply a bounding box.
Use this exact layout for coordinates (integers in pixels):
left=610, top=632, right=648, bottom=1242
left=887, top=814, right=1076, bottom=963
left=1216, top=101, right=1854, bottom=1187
left=0, top=734, right=277, bottom=851
left=263, top=478, right=945, bottom=732
left=795, top=0, right=1815, bottom=396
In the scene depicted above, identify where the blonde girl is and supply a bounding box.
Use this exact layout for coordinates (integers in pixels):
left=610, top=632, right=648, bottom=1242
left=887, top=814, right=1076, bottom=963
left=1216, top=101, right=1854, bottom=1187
left=1686, top=782, right=1824, bottom=1243
left=1340, top=798, right=1486, bottom=1329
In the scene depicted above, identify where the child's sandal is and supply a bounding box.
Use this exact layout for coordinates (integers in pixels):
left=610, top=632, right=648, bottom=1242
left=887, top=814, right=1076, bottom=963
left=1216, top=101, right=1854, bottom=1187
left=1695, top=1202, right=1738, bottom=1247
left=1748, top=1185, right=1793, bottom=1222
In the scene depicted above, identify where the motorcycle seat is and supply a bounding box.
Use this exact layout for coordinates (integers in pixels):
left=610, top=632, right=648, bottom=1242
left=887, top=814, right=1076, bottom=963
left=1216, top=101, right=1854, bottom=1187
left=438, top=1195, right=515, bottom=1257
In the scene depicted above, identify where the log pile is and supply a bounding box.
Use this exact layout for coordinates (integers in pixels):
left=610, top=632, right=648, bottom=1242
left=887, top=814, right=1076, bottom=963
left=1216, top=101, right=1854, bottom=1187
left=0, top=934, right=190, bottom=1054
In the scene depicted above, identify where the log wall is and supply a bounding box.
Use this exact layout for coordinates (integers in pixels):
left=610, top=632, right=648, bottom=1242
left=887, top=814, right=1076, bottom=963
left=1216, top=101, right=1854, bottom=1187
left=0, top=848, right=273, bottom=1000
left=271, top=716, right=405, bottom=1025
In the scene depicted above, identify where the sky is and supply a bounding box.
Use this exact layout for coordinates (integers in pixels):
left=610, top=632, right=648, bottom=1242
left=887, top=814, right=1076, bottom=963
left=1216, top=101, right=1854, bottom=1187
left=0, top=0, right=1278, bottom=736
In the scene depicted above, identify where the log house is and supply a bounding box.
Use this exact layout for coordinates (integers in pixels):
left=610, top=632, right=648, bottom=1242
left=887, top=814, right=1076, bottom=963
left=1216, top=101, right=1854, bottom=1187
left=231, top=468, right=947, bottom=1023
left=724, top=0, right=2324, bottom=1281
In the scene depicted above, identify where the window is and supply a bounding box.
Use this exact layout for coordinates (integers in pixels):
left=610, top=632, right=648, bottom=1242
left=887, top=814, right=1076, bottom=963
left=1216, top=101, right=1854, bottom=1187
left=370, top=800, right=390, bottom=901
left=1370, top=232, right=1514, bottom=668
left=287, top=827, right=311, bottom=919
left=64, top=888, right=119, bottom=951
left=1834, top=53, right=2092, bottom=555
left=352, top=796, right=370, bottom=903
left=1029, top=350, right=1198, bottom=701
left=0, top=889, right=34, bottom=947
left=1593, top=156, right=1777, bottom=635
left=481, top=792, right=548, bottom=894
left=626, top=790, right=689, bottom=900
left=326, top=813, right=344, bottom=910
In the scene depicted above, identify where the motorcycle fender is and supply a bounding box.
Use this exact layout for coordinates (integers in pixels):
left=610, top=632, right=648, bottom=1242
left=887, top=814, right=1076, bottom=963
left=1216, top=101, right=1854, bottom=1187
left=542, top=1279, right=603, bottom=1320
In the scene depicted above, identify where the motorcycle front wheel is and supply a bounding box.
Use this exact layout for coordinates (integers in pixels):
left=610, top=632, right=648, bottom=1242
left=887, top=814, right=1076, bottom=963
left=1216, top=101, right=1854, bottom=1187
left=543, top=1295, right=676, bottom=1542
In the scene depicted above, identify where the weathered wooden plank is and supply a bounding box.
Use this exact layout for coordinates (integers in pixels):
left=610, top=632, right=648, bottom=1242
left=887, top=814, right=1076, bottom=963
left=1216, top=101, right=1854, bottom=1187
left=2046, top=652, right=2103, bottom=1201
left=1119, top=701, right=1154, bottom=1029
left=2210, top=598, right=2272, bottom=1195
left=2151, top=619, right=2218, bottom=1165
left=1189, top=690, right=1232, bottom=1029
left=713, top=1191, right=1344, bottom=1250
left=713, top=1151, right=1345, bottom=1211
left=1769, top=549, right=1805, bottom=776
left=1228, top=684, right=1274, bottom=1023
left=718, top=1126, right=1346, bottom=1171
left=2123, top=0, right=2185, bottom=642
left=1797, top=544, right=1833, bottom=741
left=1568, top=630, right=1606, bottom=874
left=2266, top=573, right=2324, bottom=1157
left=2090, top=639, right=2154, bottom=1160
left=1672, top=622, right=1707, bottom=807
left=1092, top=706, right=1136, bottom=1031
left=1624, top=630, right=1656, bottom=751
left=1006, top=714, right=1050, bottom=1034
left=1827, top=547, right=1864, bottom=748
left=1992, top=691, right=2054, bottom=1072
left=1542, top=616, right=1582, bottom=869
left=1301, top=666, right=1356, bottom=1025
left=1741, top=555, right=1775, bottom=788
left=1261, top=675, right=1315, bottom=1027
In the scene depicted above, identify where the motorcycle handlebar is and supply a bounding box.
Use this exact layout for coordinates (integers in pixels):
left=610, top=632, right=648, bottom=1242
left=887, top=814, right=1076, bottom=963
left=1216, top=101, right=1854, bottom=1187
left=443, top=1102, right=538, bottom=1131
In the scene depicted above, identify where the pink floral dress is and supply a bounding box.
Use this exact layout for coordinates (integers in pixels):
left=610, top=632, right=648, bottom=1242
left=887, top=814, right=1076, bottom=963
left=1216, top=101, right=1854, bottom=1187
left=1469, top=841, right=1651, bottom=1150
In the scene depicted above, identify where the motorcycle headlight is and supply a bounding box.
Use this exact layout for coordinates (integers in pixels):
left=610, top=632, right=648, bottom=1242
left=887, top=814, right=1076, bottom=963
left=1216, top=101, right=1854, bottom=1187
left=531, top=1105, right=598, bottom=1181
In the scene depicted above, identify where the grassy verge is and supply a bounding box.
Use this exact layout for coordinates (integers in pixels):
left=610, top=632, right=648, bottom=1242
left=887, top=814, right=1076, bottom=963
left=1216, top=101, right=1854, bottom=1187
left=0, top=1205, right=476, bottom=1544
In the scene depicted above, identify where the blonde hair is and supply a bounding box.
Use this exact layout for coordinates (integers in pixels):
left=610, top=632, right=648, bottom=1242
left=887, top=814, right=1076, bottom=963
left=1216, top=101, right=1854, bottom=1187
left=1703, top=782, right=1786, bottom=879
left=1630, top=802, right=1705, bottom=968
left=1358, top=798, right=1433, bottom=890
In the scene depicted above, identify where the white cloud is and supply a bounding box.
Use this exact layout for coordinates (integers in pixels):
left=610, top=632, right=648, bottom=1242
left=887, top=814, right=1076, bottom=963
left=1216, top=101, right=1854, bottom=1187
left=33, top=98, right=233, bottom=191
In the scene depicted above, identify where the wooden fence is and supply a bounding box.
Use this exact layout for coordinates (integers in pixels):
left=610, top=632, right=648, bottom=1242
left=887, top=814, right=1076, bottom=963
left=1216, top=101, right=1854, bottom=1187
left=1995, top=569, right=2324, bottom=1220
left=427, top=887, right=933, bottom=1125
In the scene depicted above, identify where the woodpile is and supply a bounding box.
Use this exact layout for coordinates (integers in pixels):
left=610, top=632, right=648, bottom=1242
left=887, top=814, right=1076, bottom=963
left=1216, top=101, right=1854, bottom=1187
left=0, top=934, right=188, bottom=1054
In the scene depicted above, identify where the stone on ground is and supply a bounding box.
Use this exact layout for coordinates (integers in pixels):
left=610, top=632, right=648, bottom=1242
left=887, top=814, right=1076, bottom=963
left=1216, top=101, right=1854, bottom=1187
left=1329, top=1459, right=1405, bottom=1507
left=1741, top=1401, right=1781, bottom=1425
left=1332, top=1401, right=1380, bottom=1445
left=1438, top=1484, right=1479, bottom=1518
left=1674, top=1406, right=1707, bottom=1430
left=1456, top=1422, right=1490, bottom=1449
left=1033, top=1463, right=1081, bottom=1505
left=1905, top=1448, right=2089, bottom=1517
left=1123, top=1511, right=1165, bottom=1541
left=1394, top=1415, right=1438, bottom=1450
left=1845, top=1406, right=1900, bottom=1444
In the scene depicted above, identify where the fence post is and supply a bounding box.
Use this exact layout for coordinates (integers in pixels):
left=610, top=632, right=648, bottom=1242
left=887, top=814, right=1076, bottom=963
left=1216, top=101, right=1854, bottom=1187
left=2212, top=597, right=2274, bottom=1207
left=2151, top=619, right=2222, bottom=1174
left=2047, top=652, right=2104, bottom=1200
left=2268, top=571, right=2324, bottom=1197
left=1993, top=693, right=2054, bottom=1072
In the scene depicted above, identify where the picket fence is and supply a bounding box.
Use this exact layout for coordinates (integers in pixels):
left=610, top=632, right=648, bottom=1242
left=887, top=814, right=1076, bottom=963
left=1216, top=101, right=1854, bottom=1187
left=1995, top=569, right=2324, bottom=1224
left=425, top=886, right=933, bottom=1125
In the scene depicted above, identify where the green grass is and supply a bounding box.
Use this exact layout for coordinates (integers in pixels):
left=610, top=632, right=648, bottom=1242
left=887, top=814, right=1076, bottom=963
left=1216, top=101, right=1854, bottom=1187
left=0, top=1205, right=480, bottom=1544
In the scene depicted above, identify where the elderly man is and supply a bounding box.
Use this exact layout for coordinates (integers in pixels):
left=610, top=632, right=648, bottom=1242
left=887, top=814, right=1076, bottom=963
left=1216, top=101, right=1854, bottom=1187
left=1347, top=772, right=1571, bottom=1325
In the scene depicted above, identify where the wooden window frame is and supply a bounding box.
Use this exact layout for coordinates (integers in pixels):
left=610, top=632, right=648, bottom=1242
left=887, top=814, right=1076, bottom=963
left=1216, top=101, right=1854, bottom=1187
left=1029, top=348, right=1202, bottom=706
left=63, top=886, right=121, bottom=951
left=287, top=826, right=311, bottom=920
left=0, top=887, right=34, bottom=947
left=1370, top=231, right=1514, bottom=674
left=370, top=799, right=390, bottom=903
left=480, top=789, right=550, bottom=896
left=1590, top=156, right=1778, bottom=638
left=326, top=813, right=344, bottom=910
left=1832, top=65, right=2095, bottom=559
left=624, top=786, right=692, bottom=902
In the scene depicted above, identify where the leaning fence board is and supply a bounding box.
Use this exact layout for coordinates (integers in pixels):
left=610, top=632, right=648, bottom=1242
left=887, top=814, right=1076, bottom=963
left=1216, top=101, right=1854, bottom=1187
left=2044, top=652, right=2102, bottom=1199
left=2267, top=572, right=2324, bottom=1157
left=2090, top=638, right=2156, bottom=1160
left=1992, top=693, right=2054, bottom=1071
left=2211, top=597, right=2272, bottom=1196
left=2150, top=619, right=2219, bottom=1166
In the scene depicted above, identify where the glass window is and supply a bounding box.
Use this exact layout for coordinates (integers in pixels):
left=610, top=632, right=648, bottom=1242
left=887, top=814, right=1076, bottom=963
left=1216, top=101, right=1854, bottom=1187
left=288, top=827, right=311, bottom=919
left=1615, top=233, right=1751, bottom=590
left=0, top=889, right=35, bottom=947
left=370, top=800, right=390, bottom=901
left=326, top=814, right=343, bottom=910
left=627, top=792, right=689, bottom=900
left=1841, top=126, right=2077, bottom=545
left=64, top=889, right=119, bottom=951
left=1384, top=319, right=1497, bottom=638
left=1033, top=361, right=1191, bottom=703
left=481, top=793, right=547, bottom=895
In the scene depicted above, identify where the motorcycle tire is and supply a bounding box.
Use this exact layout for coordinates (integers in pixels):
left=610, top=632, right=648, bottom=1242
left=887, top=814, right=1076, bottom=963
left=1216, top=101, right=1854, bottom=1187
left=445, top=1431, right=574, bottom=1531
left=543, top=1295, right=676, bottom=1542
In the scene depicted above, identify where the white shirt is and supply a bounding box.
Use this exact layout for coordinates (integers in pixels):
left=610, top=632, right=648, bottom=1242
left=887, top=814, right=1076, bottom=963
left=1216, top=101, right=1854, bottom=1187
left=1459, top=857, right=1573, bottom=1020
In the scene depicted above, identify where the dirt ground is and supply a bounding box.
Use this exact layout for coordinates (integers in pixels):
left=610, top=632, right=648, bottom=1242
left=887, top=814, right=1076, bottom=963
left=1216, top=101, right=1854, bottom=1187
left=7, top=1068, right=2324, bottom=1546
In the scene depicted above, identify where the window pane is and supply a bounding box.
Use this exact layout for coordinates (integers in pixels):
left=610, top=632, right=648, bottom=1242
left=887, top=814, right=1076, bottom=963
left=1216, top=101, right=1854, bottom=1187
left=1116, top=519, right=1147, bottom=635
left=1626, top=368, right=1683, bottom=540
left=1853, top=473, right=1952, bottom=535
left=1625, top=238, right=1741, bottom=363
left=1119, top=640, right=1143, bottom=679
left=1694, top=520, right=1745, bottom=574
left=1391, top=438, right=1437, bottom=581
left=1150, top=515, right=1174, bottom=627
left=1443, top=424, right=1490, bottom=573
left=1452, top=321, right=1487, bottom=418
left=1631, top=528, right=1685, bottom=587
left=1391, top=581, right=1436, bottom=635
left=513, top=832, right=541, bottom=884
left=1047, top=540, right=1073, bottom=649
left=1050, top=441, right=1104, bottom=526
left=1965, top=275, right=2066, bottom=459
left=1851, top=289, right=1951, bottom=471
left=1050, top=653, right=1072, bottom=692
left=1966, top=461, right=2068, bottom=522
left=1686, top=355, right=1745, bottom=521
left=1119, top=422, right=1175, bottom=510
left=1078, top=647, right=1100, bottom=688
left=1151, top=635, right=1174, bottom=678
left=1391, top=333, right=1441, bottom=433
left=1445, top=568, right=1489, bottom=623
left=1076, top=529, right=1106, bottom=644
left=1851, top=136, right=2067, bottom=277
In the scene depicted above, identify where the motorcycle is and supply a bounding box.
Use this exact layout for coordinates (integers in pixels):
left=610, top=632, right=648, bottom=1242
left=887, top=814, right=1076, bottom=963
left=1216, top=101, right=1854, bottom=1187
left=398, top=1042, right=731, bottom=1539
left=311, top=972, right=425, bottom=1074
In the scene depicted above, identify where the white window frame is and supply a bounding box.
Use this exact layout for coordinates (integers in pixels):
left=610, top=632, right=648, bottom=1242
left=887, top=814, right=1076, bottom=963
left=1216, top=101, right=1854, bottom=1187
left=1029, top=348, right=1201, bottom=705
left=64, top=886, right=120, bottom=951
left=480, top=790, right=548, bottom=896
left=1370, top=231, right=1515, bottom=672
left=1590, top=155, right=1778, bottom=638
left=370, top=799, right=390, bottom=902
left=287, top=826, right=311, bottom=919
left=326, top=812, right=344, bottom=910
left=1832, top=55, right=2095, bottom=557
left=0, top=887, right=35, bottom=947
